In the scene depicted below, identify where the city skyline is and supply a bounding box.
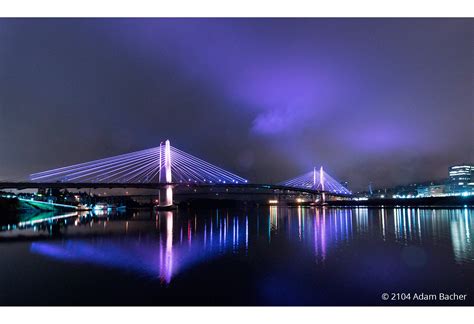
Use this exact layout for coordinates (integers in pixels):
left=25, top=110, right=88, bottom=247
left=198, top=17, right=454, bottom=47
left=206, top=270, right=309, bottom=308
left=0, top=18, right=472, bottom=190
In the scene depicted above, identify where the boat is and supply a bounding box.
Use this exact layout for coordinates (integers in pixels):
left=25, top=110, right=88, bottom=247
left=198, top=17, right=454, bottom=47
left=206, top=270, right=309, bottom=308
left=93, top=202, right=108, bottom=211
left=76, top=204, right=92, bottom=211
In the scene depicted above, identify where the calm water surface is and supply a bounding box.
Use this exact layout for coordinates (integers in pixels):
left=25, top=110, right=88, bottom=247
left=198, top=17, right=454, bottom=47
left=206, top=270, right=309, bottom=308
left=0, top=206, right=473, bottom=305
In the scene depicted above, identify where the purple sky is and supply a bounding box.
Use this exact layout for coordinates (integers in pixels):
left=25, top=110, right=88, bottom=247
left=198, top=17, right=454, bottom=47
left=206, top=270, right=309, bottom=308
left=0, top=18, right=472, bottom=190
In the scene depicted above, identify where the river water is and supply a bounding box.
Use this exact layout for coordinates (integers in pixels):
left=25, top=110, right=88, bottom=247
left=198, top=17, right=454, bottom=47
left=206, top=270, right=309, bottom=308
left=0, top=206, right=473, bottom=305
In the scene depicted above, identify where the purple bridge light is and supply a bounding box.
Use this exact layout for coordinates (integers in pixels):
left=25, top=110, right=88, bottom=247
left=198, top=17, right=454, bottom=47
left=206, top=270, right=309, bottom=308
left=30, top=140, right=248, bottom=185
left=279, top=166, right=351, bottom=195
left=28, top=140, right=350, bottom=198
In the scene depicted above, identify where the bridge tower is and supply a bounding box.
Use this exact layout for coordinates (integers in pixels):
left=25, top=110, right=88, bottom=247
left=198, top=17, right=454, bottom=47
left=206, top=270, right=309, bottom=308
left=320, top=166, right=326, bottom=204
left=158, top=140, right=173, bottom=207
left=312, top=167, right=318, bottom=204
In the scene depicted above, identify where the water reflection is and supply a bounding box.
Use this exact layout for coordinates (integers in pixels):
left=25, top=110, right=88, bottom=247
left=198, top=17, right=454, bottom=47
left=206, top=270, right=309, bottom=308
left=451, top=208, right=473, bottom=263
left=1, top=206, right=472, bottom=283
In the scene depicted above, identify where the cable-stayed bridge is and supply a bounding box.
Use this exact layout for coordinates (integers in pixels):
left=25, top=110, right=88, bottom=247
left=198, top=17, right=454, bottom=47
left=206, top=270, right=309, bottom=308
left=29, top=140, right=248, bottom=185
left=279, top=166, right=351, bottom=195
left=0, top=140, right=351, bottom=206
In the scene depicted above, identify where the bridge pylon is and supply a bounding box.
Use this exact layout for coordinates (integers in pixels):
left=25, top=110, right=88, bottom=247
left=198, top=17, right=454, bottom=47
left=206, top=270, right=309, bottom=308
left=158, top=140, right=173, bottom=207
left=319, top=166, right=326, bottom=204
left=278, top=165, right=351, bottom=199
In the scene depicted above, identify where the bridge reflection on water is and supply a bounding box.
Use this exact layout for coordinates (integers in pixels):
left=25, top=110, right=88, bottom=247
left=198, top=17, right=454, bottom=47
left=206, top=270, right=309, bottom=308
left=1, top=206, right=468, bottom=285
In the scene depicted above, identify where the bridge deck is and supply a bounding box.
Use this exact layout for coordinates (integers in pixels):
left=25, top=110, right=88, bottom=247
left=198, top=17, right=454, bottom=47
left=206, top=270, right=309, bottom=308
left=0, top=182, right=350, bottom=197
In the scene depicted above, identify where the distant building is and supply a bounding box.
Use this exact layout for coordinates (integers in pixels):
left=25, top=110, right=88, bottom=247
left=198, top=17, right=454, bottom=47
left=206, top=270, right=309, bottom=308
left=448, top=164, right=474, bottom=193
left=355, top=163, right=474, bottom=199
left=416, top=184, right=447, bottom=197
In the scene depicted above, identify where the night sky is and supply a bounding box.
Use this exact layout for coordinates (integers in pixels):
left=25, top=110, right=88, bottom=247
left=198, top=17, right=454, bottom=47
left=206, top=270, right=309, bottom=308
left=0, top=18, right=472, bottom=190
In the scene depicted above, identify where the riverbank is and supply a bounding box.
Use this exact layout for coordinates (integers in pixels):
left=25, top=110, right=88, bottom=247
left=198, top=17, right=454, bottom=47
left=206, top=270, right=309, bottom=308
left=328, top=195, right=473, bottom=207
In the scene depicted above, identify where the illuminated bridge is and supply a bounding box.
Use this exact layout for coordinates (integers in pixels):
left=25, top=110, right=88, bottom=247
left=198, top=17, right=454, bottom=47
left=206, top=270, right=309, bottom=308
left=0, top=140, right=351, bottom=206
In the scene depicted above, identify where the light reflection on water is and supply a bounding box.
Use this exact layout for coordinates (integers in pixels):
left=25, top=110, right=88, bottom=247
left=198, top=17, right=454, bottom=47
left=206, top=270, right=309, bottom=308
left=2, top=207, right=473, bottom=283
